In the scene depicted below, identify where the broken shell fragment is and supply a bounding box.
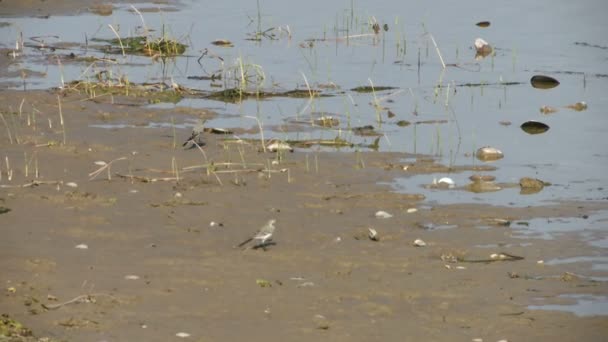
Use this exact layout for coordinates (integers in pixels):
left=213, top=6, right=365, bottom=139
left=368, top=228, right=379, bottom=241
left=476, top=146, right=504, bottom=162
left=413, top=239, right=427, bottom=247
left=531, top=75, right=560, bottom=89
left=521, top=121, right=550, bottom=135
left=375, top=210, right=393, bottom=219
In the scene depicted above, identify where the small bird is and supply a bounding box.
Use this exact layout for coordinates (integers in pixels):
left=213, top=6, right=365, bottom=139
left=237, top=219, right=276, bottom=249
left=182, top=119, right=207, bottom=148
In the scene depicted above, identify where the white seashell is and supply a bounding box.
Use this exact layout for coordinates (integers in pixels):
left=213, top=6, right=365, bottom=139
left=406, top=208, right=418, bottom=214
left=65, top=182, right=78, bottom=188
left=474, top=38, right=489, bottom=50
left=375, top=210, right=393, bottom=219
left=413, top=239, right=427, bottom=247
left=75, top=244, right=88, bottom=249
left=124, top=275, right=140, bottom=280
left=175, top=332, right=191, bottom=338
left=368, top=228, right=379, bottom=241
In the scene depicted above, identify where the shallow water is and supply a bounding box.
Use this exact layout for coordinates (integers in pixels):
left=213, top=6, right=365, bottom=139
left=1, top=1, right=607, bottom=242
left=529, top=294, right=608, bottom=317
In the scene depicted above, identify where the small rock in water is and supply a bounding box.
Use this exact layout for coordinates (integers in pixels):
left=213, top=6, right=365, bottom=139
left=413, top=239, right=427, bottom=247
left=531, top=75, right=560, bottom=89
left=566, top=101, right=587, bottom=111
left=474, top=38, right=493, bottom=58
left=436, top=177, right=455, bottom=188
left=476, top=146, right=504, bottom=162
left=519, top=177, right=547, bottom=195
left=540, top=105, right=558, bottom=114
left=375, top=210, right=393, bottom=219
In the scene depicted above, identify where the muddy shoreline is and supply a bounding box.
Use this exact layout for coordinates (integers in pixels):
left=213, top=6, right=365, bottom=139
left=1, top=88, right=607, bottom=341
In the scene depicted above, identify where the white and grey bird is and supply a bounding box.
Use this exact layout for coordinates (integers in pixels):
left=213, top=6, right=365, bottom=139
left=182, top=119, right=207, bottom=148
left=237, top=219, right=276, bottom=248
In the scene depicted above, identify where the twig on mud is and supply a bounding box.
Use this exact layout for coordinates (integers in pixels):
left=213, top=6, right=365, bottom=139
left=115, top=173, right=178, bottom=183
left=458, top=252, right=524, bottom=263
left=41, top=293, right=118, bottom=310
left=89, top=157, right=127, bottom=181
left=0, top=180, right=63, bottom=188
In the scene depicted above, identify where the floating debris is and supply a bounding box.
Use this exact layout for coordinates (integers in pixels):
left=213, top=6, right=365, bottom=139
left=124, top=275, right=140, bottom=280
left=531, top=75, right=560, bottom=89
left=540, top=105, right=558, bottom=114
left=65, top=182, right=78, bottom=188
left=521, top=121, right=550, bottom=135
left=476, top=146, right=504, bottom=162
left=387, top=110, right=396, bottom=118
left=413, top=239, right=427, bottom=247
left=368, top=228, right=379, bottom=241
left=406, top=208, right=418, bottom=214
left=351, top=85, right=398, bottom=93
left=352, top=125, right=381, bottom=136
left=475, top=21, right=491, bottom=27
left=375, top=210, right=393, bottom=219
left=74, top=244, right=88, bottom=249
left=209, top=221, right=224, bottom=227
left=499, top=121, right=512, bottom=126
left=565, top=101, right=587, bottom=111
left=211, top=39, right=234, bottom=47
left=176, top=332, right=191, bottom=338
left=396, top=120, right=411, bottom=127
left=314, top=116, right=340, bottom=127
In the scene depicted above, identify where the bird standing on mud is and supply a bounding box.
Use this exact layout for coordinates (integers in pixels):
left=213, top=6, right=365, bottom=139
left=182, top=119, right=207, bottom=148
left=237, top=219, right=276, bottom=249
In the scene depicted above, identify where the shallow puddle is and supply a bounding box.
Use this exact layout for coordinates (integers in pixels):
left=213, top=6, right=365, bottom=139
left=528, top=294, right=608, bottom=317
